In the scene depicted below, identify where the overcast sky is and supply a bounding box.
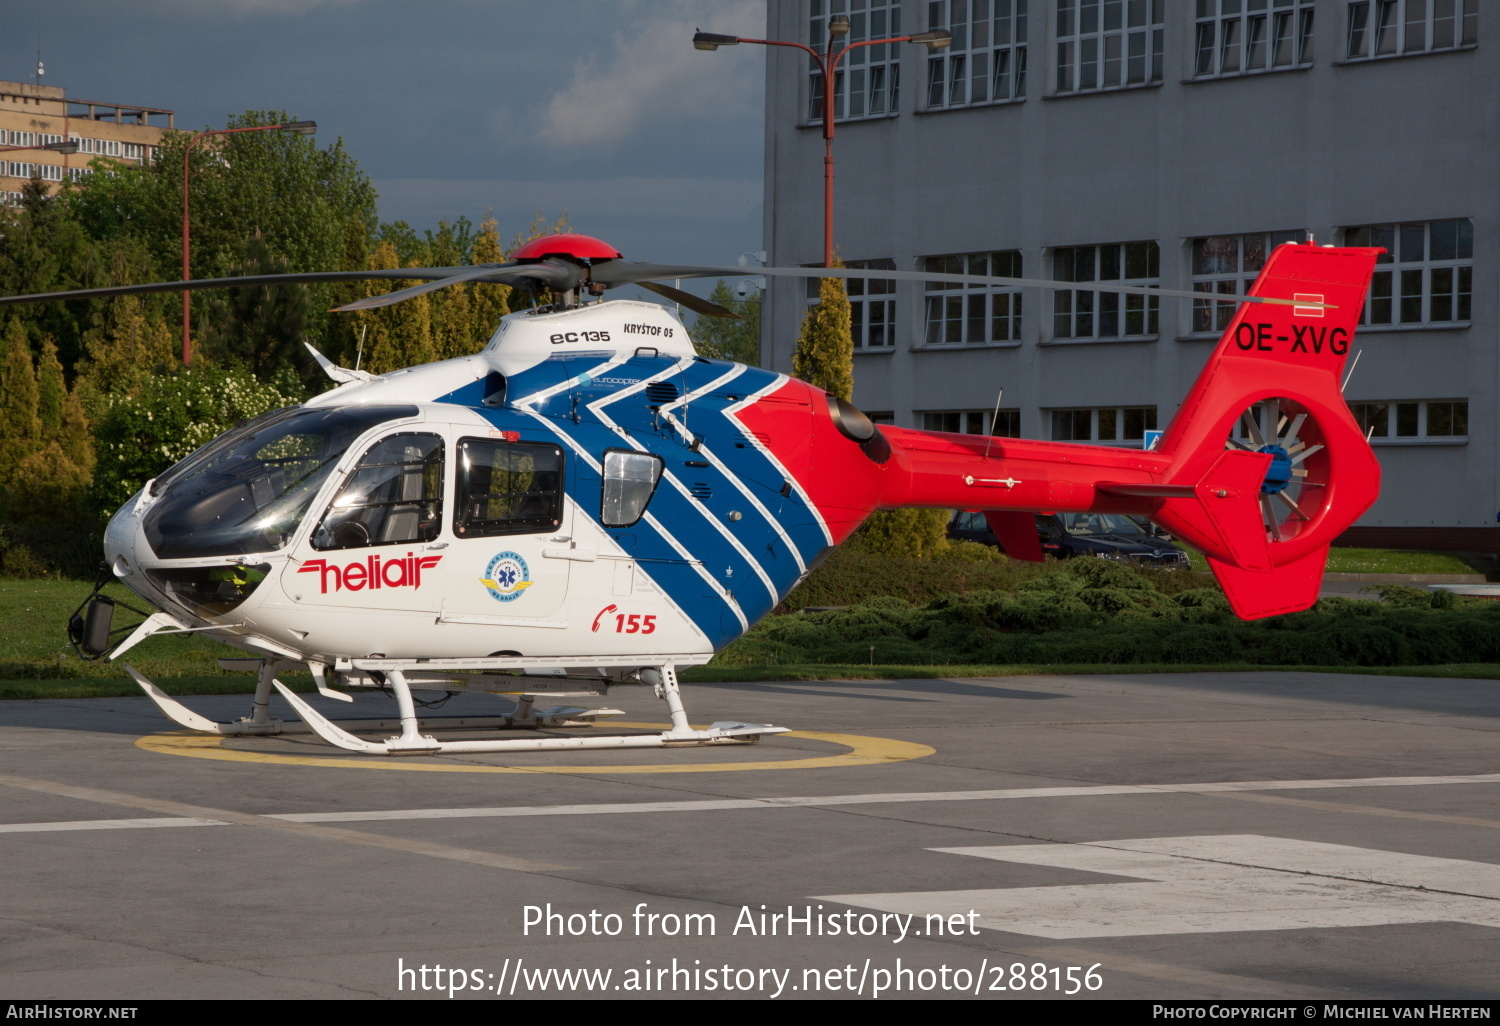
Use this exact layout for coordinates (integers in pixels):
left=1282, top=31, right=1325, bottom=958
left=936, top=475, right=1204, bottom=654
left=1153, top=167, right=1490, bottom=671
left=2, top=0, right=768, bottom=276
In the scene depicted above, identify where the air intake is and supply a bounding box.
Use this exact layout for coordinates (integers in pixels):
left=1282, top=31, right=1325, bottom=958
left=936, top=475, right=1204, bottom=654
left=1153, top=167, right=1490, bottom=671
left=645, top=381, right=680, bottom=405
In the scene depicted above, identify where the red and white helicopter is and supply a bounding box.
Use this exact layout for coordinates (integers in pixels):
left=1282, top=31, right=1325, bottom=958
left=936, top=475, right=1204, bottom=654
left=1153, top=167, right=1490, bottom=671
left=4, top=234, right=1380, bottom=756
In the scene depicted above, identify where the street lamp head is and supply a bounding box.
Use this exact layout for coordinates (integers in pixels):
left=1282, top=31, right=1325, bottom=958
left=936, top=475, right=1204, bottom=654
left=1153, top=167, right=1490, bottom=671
left=43, top=140, right=79, bottom=154
left=909, top=29, right=954, bottom=49
left=693, top=31, right=740, bottom=51
left=281, top=121, right=317, bottom=135
left=828, top=14, right=851, bottom=36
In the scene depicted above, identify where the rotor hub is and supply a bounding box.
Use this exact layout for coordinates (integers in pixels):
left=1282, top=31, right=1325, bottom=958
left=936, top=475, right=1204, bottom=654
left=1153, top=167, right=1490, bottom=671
left=1258, top=444, right=1294, bottom=495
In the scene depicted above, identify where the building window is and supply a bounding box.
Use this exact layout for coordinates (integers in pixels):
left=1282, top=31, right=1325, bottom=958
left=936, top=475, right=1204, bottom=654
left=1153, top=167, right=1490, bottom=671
left=805, top=259, right=897, bottom=348
left=1349, top=399, right=1468, bottom=441
left=6, top=131, right=35, bottom=148
left=1194, top=0, right=1314, bottom=77
left=1345, top=0, right=1477, bottom=59
left=1049, top=405, right=1157, bottom=442
left=1190, top=230, right=1306, bottom=334
left=67, top=167, right=92, bottom=183
left=36, top=164, right=63, bottom=182
left=849, top=259, right=898, bottom=348
left=1052, top=241, right=1159, bottom=340
left=921, top=409, right=1022, bottom=436
left=1343, top=219, right=1472, bottom=326
left=1055, top=0, right=1164, bottom=94
left=809, top=0, right=903, bottom=122
left=924, top=0, right=1029, bottom=108
left=922, top=250, right=1023, bottom=344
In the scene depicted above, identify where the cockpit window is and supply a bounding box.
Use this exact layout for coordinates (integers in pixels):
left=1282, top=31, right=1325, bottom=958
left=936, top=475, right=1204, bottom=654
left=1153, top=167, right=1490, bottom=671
left=455, top=439, right=563, bottom=537
left=600, top=449, right=663, bottom=527
left=312, top=433, right=444, bottom=550
left=143, top=405, right=418, bottom=560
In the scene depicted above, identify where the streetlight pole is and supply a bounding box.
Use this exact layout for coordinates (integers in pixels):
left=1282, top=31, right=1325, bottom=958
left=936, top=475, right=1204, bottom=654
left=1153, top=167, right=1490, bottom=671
left=180, top=120, right=316, bottom=366
left=0, top=140, right=80, bottom=154
left=695, top=21, right=949, bottom=267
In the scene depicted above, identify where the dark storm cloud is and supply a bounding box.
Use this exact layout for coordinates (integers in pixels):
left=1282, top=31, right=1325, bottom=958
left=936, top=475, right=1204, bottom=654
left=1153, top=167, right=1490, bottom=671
left=2, top=0, right=766, bottom=266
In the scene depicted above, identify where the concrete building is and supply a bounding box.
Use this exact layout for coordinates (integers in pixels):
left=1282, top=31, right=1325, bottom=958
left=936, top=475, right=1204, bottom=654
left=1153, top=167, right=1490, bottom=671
left=758, top=0, right=1494, bottom=550
left=0, top=80, right=173, bottom=205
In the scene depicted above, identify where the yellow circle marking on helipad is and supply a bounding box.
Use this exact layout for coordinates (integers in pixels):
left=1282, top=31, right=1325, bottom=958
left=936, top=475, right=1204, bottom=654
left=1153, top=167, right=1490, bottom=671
left=133, top=722, right=934, bottom=774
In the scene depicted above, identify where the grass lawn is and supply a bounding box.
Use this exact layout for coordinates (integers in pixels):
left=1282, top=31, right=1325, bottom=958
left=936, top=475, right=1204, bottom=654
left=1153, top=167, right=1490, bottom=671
left=1177, top=547, right=1481, bottom=575
left=5, top=564, right=1496, bottom=702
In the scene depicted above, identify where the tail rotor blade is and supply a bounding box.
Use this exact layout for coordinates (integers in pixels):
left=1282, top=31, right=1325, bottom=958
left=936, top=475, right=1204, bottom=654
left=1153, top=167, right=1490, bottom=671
left=1243, top=412, right=1267, bottom=447
left=1261, top=495, right=1282, bottom=541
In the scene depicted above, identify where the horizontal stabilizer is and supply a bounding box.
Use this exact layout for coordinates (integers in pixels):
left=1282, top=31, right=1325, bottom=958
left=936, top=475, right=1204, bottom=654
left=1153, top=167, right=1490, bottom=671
left=1153, top=450, right=1273, bottom=574
left=1096, top=482, right=1197, bottom=498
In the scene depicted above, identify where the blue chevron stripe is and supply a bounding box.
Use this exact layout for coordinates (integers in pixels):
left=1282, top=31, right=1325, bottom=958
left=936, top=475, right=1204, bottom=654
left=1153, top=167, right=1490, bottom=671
left=434, top=353, right=825, bottom=649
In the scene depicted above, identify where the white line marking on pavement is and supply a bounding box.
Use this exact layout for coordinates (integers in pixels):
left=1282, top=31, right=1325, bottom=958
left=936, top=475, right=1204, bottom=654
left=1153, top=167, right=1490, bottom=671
left=0, top=816, right=228, bottom=833
left=1, top=771, right=1496, bottom=834
left=821, top=835, right=1500, bottom=939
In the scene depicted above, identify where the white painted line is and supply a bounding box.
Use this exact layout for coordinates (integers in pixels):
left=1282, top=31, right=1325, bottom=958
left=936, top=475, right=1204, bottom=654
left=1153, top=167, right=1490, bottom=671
left=2, top=771, right=1497, bottom=834
left=822, top=835, right=1500, bottom=939
left=0, top=816, right=227, bottom=834
left=273, top=772, right=1500, bottom=823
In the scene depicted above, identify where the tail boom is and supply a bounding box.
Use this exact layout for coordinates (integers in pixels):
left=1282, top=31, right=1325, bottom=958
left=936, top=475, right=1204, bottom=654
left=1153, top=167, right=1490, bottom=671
left=870, top=244, right=1383, bottom=619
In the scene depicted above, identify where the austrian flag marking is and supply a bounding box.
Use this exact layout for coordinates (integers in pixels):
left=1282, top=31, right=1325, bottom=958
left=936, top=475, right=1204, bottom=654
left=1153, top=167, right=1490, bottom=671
left=1293, top=293, right=1326, bottom=318
left=298, top=552, right=443, bottom=593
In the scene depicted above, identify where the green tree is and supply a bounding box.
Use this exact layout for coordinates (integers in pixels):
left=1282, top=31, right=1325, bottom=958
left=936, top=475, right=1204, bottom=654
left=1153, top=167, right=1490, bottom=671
left=851, top=508, right=953, bottom=558
left=354, top=241, right=437, bottom=374
left=68, top=109, right=379, bottom=353
left=0, top=320, right=42, bottom=482
left=466, top=214, right=512, bottom=346
left=791, top=271, right=853, bottom=401
left=35, top=338, right=65, bottom=438
left=74, top=291, right=176, bottom=421
left=690, top=280, right=761, bottom=364
left=200, top=233, right=314, bottom=382
left=91, top=366, right=299, bottom=512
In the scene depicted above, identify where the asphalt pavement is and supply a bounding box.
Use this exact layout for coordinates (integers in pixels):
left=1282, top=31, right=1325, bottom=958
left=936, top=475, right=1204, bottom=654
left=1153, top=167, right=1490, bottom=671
left=1, top=670, right=1497, bottom=1000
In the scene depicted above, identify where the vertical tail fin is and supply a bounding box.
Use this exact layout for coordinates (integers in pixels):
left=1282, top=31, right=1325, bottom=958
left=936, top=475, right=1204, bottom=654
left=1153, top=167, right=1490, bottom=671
left=1150, top=244, right=1383, bottom=619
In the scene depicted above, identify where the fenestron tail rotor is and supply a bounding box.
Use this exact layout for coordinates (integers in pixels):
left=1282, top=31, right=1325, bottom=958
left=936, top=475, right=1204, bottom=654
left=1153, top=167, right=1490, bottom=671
left=1227, top=397, right=1329, bottom=543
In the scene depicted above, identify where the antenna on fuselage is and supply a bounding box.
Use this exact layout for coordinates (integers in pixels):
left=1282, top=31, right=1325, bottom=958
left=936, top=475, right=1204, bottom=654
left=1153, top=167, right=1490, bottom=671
left=354, top=325, right=367, bottom=372
left=983, top=387, right=1005, bottom=462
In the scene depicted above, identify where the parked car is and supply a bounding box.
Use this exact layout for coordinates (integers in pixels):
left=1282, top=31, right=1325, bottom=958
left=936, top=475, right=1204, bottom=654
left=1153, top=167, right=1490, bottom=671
left=949, top=510, right=1191, bottom=569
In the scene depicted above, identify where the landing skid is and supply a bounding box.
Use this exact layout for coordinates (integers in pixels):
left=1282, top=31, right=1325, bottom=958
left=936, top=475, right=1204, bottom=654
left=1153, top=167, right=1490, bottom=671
left=129, top=661, right=786, bottom=755
left=127, top=662, right=624, bottom=739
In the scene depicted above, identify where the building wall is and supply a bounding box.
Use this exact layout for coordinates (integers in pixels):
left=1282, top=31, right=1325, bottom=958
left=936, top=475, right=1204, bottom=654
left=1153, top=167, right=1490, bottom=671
left=761, top=0, right=1500, bottom=541
left=0, top=81, right=172, bottom=203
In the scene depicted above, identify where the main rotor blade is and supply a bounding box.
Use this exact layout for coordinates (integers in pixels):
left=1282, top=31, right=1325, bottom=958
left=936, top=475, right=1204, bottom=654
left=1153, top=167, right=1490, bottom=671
left=330, top=262, right=578, bottom=313
left=636, top=280, right=741, bottom=319
left=591, top=261, right=1332, bottom=310
left=0, top=266, right=505, bottom=307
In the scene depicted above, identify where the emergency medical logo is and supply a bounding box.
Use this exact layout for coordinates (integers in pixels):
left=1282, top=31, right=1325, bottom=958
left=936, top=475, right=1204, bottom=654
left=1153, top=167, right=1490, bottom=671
left=480, top=551, right=532, bottom=602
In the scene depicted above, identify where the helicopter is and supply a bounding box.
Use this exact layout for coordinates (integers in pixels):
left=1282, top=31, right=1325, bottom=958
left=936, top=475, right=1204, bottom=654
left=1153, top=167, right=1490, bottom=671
left=2, top=233, right=1381, bottom=756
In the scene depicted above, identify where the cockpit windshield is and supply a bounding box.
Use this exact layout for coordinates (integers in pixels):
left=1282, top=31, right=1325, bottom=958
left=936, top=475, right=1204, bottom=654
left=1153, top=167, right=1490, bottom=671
left=143, top=405, right=418, bottom=560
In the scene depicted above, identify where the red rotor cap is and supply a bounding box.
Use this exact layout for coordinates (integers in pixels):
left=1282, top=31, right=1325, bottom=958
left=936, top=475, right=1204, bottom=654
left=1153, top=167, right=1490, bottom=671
left=510, top=234, right=623, bottom=262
